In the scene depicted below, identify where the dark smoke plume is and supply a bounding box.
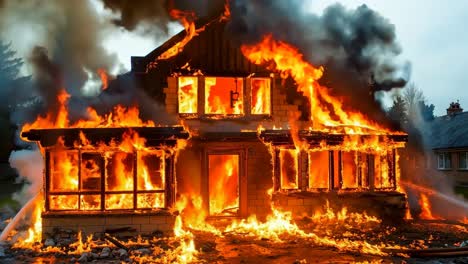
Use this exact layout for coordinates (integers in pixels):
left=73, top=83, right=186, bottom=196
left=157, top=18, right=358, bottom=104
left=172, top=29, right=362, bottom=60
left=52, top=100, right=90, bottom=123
left=100, top=0, right=225, bottom=31
left=0, top=0, right=177, bottom=132
left=227, top=1, right=410, bottom=125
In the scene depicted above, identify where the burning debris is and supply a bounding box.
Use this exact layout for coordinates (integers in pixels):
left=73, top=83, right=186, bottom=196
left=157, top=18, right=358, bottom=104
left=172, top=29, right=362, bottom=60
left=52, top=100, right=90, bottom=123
left=0, top=1, right=467, bottom=263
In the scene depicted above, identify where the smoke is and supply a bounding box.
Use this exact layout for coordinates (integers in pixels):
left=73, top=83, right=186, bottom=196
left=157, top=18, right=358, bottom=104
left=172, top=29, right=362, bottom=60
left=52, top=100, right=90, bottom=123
left=9, top=149, right=43, bottom=205
left=0, top=0, right=183, bottom=129
left=100, top=0, right=225, bottom=31
left=0, top=0, right=118, bottom=87
left=227, top=1, right=410, bottom=124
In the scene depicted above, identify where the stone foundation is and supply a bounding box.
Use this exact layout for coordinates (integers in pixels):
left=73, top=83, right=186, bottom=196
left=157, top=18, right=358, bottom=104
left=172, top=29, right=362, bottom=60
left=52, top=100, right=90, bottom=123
left=42, top=211, right=176, bottom=238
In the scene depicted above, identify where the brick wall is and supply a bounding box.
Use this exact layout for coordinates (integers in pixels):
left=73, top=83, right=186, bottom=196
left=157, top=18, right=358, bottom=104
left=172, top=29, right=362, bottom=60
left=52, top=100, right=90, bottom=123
left=245, top=142, right=273, bottom=219
left=272, top=192, right=407, bottom=220
left=431, top=150, right=468, bottom=185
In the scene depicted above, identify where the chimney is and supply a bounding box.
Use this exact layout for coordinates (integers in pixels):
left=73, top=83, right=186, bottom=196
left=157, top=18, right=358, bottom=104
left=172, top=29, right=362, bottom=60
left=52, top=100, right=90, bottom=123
left=446, top=100, right=463, bottom=116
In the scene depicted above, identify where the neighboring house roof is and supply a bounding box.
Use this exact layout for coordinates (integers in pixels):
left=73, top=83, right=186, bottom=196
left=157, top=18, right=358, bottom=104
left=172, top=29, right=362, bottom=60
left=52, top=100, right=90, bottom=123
left=428, top=111, right=468, bottom=150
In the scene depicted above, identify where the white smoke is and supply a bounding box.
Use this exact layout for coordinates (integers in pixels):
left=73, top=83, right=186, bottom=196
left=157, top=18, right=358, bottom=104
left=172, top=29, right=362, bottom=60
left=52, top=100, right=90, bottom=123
left=9, top=149, right=43, bottom=206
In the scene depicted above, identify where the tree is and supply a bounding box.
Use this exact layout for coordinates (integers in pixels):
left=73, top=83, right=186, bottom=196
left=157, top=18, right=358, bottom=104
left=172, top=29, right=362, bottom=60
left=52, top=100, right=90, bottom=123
left=0, top=41, right=29, bottom=162
left=418, top=101, right=435, bottom=121
left=387, top=95, right=407, bottom=124
left=402, top=83, right=434, bottom=122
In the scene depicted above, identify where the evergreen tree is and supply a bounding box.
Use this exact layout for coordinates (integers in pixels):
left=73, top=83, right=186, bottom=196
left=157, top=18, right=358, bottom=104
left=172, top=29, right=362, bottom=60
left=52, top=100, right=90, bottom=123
left=0, top=41, right=29, bottom=162
left=387, top=95, right=407, bottom=124
left=418, top=101, right=435, bottom=121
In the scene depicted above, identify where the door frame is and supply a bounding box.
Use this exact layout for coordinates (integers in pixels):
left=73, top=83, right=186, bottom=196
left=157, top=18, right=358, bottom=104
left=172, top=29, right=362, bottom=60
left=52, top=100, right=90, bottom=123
left=202, top=147, right=247, bottom=217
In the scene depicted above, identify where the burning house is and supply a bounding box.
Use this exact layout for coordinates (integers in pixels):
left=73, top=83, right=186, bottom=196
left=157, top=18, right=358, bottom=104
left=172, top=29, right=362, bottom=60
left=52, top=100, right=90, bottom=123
left=19, top=11, right=408, bottom=238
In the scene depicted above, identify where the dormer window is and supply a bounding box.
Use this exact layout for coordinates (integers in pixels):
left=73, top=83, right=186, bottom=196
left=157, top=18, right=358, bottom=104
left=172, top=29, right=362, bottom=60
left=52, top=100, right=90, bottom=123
left=176, top=76, right=271, bottom=118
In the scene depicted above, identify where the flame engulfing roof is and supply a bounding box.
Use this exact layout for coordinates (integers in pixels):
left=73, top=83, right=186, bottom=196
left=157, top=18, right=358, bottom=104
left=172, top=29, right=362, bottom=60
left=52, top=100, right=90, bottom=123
left=21, top=127, right=189, bottom=148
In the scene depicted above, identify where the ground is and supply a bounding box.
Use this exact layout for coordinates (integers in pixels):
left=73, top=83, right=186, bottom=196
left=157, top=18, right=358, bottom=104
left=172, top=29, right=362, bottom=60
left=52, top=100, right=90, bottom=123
left=0, top=165, right=467, bottom=263
left=0, top=218, right=467, bottom=263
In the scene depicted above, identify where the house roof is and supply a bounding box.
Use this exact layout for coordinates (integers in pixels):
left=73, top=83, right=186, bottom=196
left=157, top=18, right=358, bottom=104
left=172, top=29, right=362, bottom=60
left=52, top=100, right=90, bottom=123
left=427, top=111, right=468, bottom=150
left=130, top=17, right=268, bottom=76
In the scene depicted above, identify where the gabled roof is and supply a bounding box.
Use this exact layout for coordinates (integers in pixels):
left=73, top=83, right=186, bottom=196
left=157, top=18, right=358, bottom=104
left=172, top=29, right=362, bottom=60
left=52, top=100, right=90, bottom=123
left=130, top=17, right=268, bottom=76
left=427, top=111, right=468, bottom=150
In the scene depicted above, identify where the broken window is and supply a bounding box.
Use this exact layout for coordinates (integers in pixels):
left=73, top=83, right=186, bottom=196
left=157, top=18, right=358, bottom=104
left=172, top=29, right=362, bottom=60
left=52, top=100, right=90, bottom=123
left=49, top=151, right=79, bottom=210
left=308, top=151, right=329, bottom=189
left=105, top=152, right=134, bottom=210
left=80, top=153, right=103, bottom=210
left=49, top=151, right=79, bottom=192
left=251, top=78, right=271, bottom=115
left=178, top=76, right=198, bottom=114
left=205, top=77, right=244, bottom=115
left=374, top=153, right=393, bottom=189
left=137, top=151, right=165, bottom=209
left=279, top=149, right=299, bottom=189
left=47, top=149, right=167, bottom=211
left=341, top=151, right=358, bottom=189
left=357, top=153, right=369, bottom=188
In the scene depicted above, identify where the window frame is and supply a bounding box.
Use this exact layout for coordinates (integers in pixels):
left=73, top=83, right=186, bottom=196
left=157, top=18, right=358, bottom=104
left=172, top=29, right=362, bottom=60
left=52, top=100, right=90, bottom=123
left=46, top=149, right=168, bottom=212
left=176, top=76, right=273, bottom=119
left=437, top=152, right=452, bottom=170
left=250, top=77, right=273, bottom=116
left=458, top=152, right=468, bottom=170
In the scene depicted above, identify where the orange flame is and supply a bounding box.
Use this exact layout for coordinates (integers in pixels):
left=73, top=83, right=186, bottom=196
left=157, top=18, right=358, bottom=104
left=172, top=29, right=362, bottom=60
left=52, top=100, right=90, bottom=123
left=158, top=9, right=204, bottom=61
left=208, top=155, right=239, bottom=215
left=45, top=130, right=172, bottom=211
left=251, top=78, right=272, bottom=115
left=419, top=193, right=441, bottom=220
left=97, top=68, right=108, bottom=90
left=12, top=195, right=43, bottom=249
left=241, top=35, right=393, bottom=134
left=22, top=89, right=155, bottom=134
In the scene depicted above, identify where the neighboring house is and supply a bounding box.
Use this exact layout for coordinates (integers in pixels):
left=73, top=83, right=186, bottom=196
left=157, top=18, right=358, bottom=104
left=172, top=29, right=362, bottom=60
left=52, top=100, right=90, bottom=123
left=428, top=102, right=468, bottom=186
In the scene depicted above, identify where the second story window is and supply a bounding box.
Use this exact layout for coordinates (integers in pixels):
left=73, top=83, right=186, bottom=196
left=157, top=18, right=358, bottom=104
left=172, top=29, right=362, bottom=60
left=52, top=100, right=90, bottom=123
left=251, top=78, right=271, bottom=115
left=437, top=152, right=451, bottom=170
left=205, top=77, right=244, bottom=115
left=178, top=76, right=198, bottom=114
left=459, top=152, right=468, bottom=170
left=176, top=76, right=272, bottom=118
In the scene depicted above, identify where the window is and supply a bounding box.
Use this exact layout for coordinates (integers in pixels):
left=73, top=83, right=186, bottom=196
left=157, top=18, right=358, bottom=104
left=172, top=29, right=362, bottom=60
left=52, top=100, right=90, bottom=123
left=176, top=76, right=272, bottom=117
left=308, top=151, right=329, bottom=189
left=374, top=154, right=392, bottom=189
left=48, top=150, right=167, bottom=211
left=251, top=78, right=271, bottom=115
left=178, top=76, right=198, bottom=114
left=279, top=149, right=299, bottom=189
left=205, top=77, right=244, bottom=115
left=437, top=152, right=452, bottom=169
left=459, top=152, right=468, bottom=169
left=341, top=151, right=358, bottom=189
